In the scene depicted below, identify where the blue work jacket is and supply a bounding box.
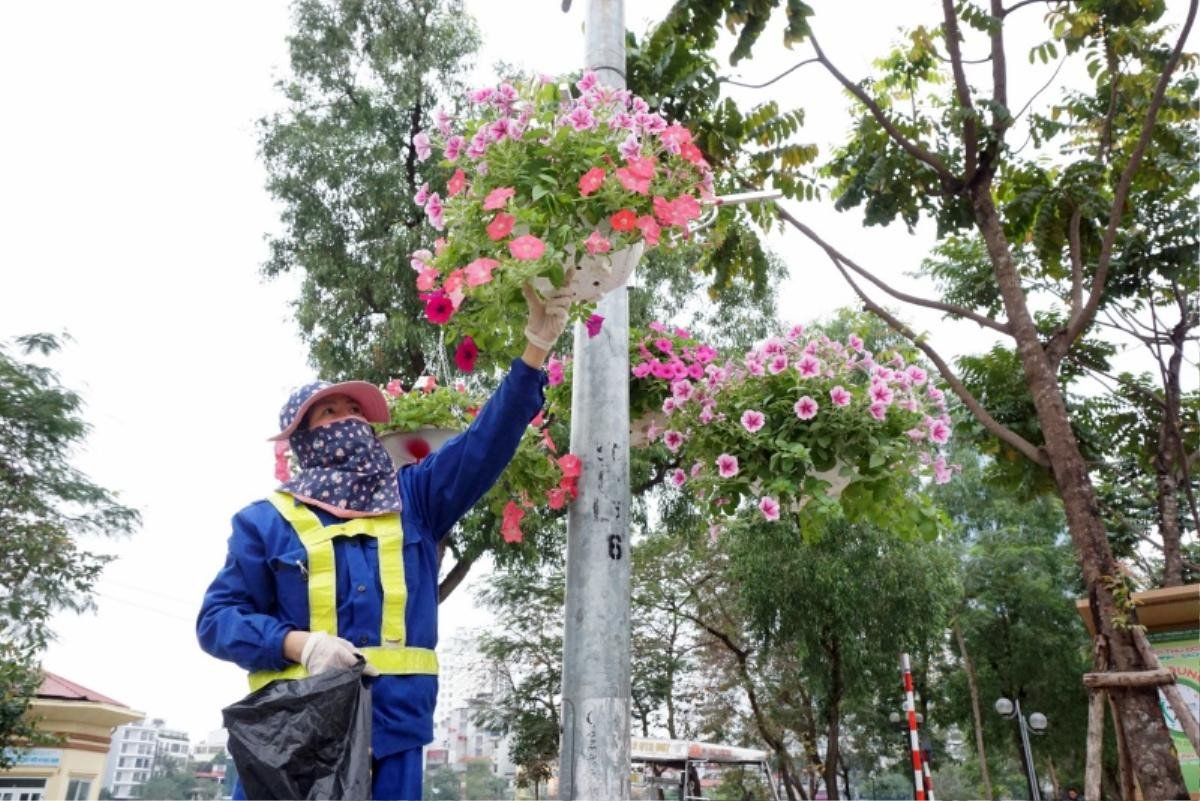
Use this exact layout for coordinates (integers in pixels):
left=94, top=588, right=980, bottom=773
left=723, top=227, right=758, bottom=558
left=197, top=359, right=547, bottom=757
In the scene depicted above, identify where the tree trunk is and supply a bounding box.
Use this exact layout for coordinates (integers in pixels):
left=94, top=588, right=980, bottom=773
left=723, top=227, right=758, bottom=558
left=1047, top=755, right=1061, bottom=801
left=823, top=635, right=844, bottom=800
left=953, top=621, right=994, bottom=801
left=1155, top=314, right=1188, bottom=587
left=1157, top=463, right=1184, bottom=587
left=972, top=187, right=1188, bottom=799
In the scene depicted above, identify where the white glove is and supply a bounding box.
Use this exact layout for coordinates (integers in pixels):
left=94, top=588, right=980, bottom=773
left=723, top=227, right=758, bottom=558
left=522, top=284, right=573, bottom=350
left=300, top=631, right=381, bottom=677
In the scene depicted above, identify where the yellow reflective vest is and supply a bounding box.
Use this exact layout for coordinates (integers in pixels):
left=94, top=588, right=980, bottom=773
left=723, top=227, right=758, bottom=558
left=247, top=492, right=438, bottom=691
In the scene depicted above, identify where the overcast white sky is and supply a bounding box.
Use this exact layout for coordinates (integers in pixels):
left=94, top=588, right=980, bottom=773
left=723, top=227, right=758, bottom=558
left=1, top=1, right=1189, bottom=741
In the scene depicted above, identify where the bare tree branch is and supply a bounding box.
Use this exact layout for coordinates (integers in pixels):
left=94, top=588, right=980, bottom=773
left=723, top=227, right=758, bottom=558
left=1012, top=54, right=1068, bottom=122
left=777, top=206, right=1050, bottom=468
left=990, top=0, right=1010, bottom=137
left=943, top=0, right=979, bottom=181
left=776, top=206, right=1010, bottom=333
left=1001, top=0, right=1055, bottom=17
left=809, top=34, right=959, bottom=186
left=1052, top=0, right=1198, bottom=362
left=1069, top=207, right=1085, bottom=318
left=721, top=58, right=821, bottom=89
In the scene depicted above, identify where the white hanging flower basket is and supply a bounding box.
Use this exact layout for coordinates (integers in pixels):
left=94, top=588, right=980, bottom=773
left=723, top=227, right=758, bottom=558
left=530, top=240, right=644, bottom=304
left=379, top=427, right=459, bottom=467
left=789, top=459, right=856, bottom=512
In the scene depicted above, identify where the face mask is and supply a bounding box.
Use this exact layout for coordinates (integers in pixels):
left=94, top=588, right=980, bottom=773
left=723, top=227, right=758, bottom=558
left=278, top=418, right=402, bottom=517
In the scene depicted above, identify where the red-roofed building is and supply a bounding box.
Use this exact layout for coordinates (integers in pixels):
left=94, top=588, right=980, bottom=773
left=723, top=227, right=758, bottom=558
left=0, top=672, right=142, bottom=801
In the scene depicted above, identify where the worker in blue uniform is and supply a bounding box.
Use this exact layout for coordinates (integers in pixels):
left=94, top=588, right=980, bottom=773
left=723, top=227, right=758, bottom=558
left=197, top=286, right=571, bottom=800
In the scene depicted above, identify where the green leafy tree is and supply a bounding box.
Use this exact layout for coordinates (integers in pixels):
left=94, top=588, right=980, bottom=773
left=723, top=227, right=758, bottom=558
left=473, top=564, right=564, bottom=801
left=423, top=765, right=462, bottom=801
left=259, top=0, right=480, bottom=385
left=659, top=1, right=1198, bottom=792
left=136, top=757, right=194, bottom=800
left=462, top=759, right=508, bottom=801
left=0, top=334, right=140, bottom=768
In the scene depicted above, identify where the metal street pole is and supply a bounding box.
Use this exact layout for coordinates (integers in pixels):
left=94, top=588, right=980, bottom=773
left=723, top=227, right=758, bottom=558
left=559, top=1, right=632, bottom=799
left=1014, top=699, right=1041, bottom=801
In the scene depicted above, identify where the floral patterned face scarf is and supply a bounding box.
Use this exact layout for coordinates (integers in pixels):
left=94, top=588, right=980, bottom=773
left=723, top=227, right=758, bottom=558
left=278, top=417, right=402, bottom=518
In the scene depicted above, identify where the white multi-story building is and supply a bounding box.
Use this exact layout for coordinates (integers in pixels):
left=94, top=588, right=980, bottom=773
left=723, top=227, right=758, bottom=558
left=427, top=628, right=516, bottom=782
left=101, top=719, right=190, bottom=799
left=190, top=729, right=229, bottom=764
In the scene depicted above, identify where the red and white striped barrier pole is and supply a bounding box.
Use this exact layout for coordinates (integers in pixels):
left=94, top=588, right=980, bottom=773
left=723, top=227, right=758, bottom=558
left=922, top=759, right=936, bottom=801
left=901, top=653, right=926, bottom=800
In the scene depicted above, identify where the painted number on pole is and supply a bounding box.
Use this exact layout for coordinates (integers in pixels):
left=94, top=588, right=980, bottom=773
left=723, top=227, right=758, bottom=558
left=607, top=533, right=622, bottom=560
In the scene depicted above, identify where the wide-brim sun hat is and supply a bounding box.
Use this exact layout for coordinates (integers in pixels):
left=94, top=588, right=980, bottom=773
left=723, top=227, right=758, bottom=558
left=269, top=380, right=390, bottom=441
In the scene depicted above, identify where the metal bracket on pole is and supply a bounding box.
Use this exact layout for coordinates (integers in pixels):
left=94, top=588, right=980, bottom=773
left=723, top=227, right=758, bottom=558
left=692, top=189, right=784, bottom=232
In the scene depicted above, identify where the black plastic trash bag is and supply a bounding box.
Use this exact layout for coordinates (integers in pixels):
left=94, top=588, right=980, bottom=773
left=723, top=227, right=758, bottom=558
left=222, top=661, right=372, bottom=800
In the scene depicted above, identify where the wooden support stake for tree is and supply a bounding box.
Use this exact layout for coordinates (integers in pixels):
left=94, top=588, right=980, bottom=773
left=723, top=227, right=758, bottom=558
left=1131, top=625, right=1200, bottom=754
left=1085, top=688, right=1105, bottom=801
left=1108, top=692, right=1138, bottom=801
left=1082, top=668, right=1176, bottom=688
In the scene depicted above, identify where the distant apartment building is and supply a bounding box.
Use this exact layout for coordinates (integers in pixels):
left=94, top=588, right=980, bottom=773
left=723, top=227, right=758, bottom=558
left=427, top=629, right=516, bottom=782
left=101, top=719, right=190, bottom=799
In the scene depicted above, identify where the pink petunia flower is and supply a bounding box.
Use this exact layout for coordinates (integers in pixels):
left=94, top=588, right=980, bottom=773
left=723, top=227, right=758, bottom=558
left=447, top=168, right=467, bottom=197
left=635, top=215, right=661, bottom=246
left=618, top=134, right=642, bottom=161
left=906, top=366, right=928, bottom=386
left=758, top=496, right=781, bottom=522
left=615, top=167, right=650, bottom=194
left=487, top=118, right=511, bottom=142
left=869, top=382, right=894, bottom=405
left=662, top=398, right=676, bottom=415
left=576, top=71, right=599, bottom=92
left=632, top=361, right=652, bottom=378
left=796, top=354, right=821, bottom=378
left=579, top=167, right=606, bottom=196
left=424, top=295, right=454, bottom=324
left=565, top=105, right=596, bottom=131
left=483, top=186, right=516, bottom=210
left=829, top=386, right=852, bottom=407
left=425, top=192, right=445, bottom=231
left=663, top=430, right=685, bottom=452
left=794, top=396, right=819, bottom=420
left=767, top=354, right=789, bottom=374
left=670, top=468, right=686, bottom=488
left=414, top=182, right=430, bottom=206
left=434, top=109, right=453, bottom=136
left=413, top=131, right=431, bottom=162
left=486, top=213, right=515, bottom=241
left=444, top=135, right=465, bottom=161
left=716, top=453, right=739, bottom=478
left=584, top=230, right=611, bottom=256
left=868, top=401, right=888, bottom=421
left=671, top=379, right=693, bottom=401
left=740, top=410, right=765, bottom=433
left=464, top=258, right=499, bottom=287
left=501, top=500, right=525, bottom=543
left=698, top=407, right=715, bottom=425
left=454, top=336, right=478, bottom=372
left=415, top=266, right=440, bottom=291
left=509, top=234, right=546, bottom=261
left=847, top=333, right=864, bottom=352
left=929, top=419, right=951, bottom=444
left=547, top=355, right=565, bottom=386
left=906, top=428, right=927, bottom=442
left=585, top=314, right=605, bottom=338
left=468, top=87, right=495, bottom=104
left=409, top=249, right=433, bottom=271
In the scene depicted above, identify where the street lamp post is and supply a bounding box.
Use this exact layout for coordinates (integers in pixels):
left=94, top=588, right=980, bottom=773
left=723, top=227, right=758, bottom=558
left=995, top=697, right=1048, bottom=801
